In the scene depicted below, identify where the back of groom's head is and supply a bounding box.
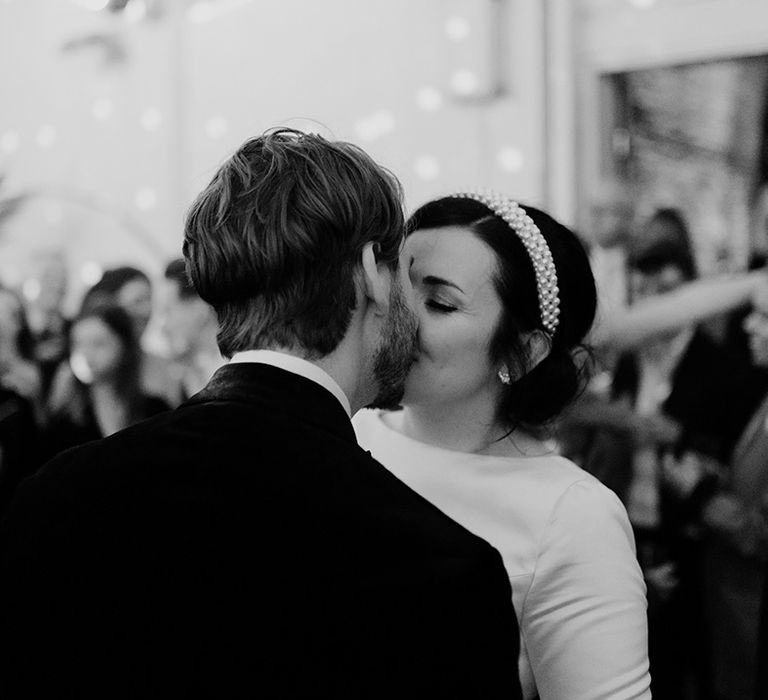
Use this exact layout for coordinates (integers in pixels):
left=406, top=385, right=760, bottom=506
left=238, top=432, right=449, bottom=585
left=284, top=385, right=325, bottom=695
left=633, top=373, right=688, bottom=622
left=183, top=128, right=404, bottom=358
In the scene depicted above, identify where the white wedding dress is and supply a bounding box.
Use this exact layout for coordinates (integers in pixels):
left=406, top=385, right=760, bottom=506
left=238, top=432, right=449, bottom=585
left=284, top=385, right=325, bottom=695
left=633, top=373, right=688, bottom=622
left=354, top=409, right=651, bottom=700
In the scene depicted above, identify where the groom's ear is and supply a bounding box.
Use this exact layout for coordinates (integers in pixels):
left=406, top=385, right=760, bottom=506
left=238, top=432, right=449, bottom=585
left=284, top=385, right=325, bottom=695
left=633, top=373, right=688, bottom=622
left=359, top=242, right=391, bottom=312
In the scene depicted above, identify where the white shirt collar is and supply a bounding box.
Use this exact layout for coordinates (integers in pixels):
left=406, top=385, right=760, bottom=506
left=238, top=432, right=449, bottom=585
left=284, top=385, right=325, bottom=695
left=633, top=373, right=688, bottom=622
left=229, top=349, right=351, bottom=417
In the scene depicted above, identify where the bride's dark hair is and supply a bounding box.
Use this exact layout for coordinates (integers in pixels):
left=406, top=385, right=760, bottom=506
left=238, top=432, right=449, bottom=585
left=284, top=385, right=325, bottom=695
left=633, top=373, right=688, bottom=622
left=406, top=196, right=597, bottom=429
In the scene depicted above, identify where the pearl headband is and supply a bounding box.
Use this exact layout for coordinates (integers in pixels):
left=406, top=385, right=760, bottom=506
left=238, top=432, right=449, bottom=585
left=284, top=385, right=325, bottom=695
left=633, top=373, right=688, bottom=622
left=453, top=191, right=560, bottom=336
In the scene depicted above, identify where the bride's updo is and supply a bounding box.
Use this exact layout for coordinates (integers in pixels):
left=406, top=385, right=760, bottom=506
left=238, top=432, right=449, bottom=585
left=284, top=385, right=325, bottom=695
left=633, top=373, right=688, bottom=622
left=406, top=196, right=597, bottom=428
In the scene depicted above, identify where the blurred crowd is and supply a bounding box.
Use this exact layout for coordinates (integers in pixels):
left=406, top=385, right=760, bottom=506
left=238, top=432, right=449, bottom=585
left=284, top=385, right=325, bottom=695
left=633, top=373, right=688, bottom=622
left=2, top=199, right=768, bottom=699
left=0, top=254, right=223, bottom=515
left=559, top=203, right=768, bottom=700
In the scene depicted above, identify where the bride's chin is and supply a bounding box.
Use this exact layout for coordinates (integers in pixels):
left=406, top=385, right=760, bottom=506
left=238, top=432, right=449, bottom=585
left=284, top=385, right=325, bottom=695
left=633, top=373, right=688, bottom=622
left=401, top=363, right=441, bottom=407
left=399, top=383, right=432, bottom=409
left=398, top=383, right=417, bottom=408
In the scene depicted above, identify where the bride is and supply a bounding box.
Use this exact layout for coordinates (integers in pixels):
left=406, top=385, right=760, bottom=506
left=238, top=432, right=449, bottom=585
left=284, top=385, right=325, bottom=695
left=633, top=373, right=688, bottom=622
left=354, top=192, right=651, bottom=700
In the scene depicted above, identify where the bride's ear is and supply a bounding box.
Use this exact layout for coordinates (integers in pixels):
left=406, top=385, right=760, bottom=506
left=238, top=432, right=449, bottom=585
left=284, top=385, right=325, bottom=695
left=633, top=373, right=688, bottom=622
left=498, top=331, right=551, bottom=384
left=359, top=242, right=390, bottom=311
left=522, top=329, right=552, bottom=373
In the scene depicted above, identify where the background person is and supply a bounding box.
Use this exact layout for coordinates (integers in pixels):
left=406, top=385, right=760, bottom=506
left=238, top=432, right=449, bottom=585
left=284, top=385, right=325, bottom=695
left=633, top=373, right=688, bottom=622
left=83, top=265, right=185, bottom=407
left=160, top=257, right=223, bottom=400
left=44, top=303, right=171, bottom=460
left=660, top=281, right=768, bottom=700
left=0, top=285, right=43, bottom=416
left=573, top=231, right=764, bottom=699
left=0, top=284, right=41, bottom=516
left=21, top=251, right=70, bottom=402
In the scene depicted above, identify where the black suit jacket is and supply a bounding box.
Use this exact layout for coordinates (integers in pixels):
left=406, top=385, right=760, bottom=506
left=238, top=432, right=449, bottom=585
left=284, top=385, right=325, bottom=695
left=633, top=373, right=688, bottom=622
left=0, top=364, right=522, bottom=699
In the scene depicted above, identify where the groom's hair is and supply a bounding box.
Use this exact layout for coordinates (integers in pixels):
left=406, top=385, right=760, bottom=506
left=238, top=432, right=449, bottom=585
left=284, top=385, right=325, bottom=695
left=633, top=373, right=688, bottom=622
left=183, top=128, right=404, bottom=358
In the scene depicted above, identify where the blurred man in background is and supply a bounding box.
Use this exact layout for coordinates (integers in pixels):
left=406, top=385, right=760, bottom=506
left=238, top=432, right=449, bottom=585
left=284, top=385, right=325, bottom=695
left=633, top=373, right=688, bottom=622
left=160, top=257, right=223, bottom=400
left=674, top=281, right=768, bottom=700
left=22, top=250, right=70, bottom=401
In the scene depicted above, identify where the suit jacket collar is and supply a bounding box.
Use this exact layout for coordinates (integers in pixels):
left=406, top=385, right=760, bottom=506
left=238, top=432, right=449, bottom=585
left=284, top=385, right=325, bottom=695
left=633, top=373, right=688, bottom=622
left=183, top=363, right=357, bottom=445
left=229, top=350, right=350, bottom=416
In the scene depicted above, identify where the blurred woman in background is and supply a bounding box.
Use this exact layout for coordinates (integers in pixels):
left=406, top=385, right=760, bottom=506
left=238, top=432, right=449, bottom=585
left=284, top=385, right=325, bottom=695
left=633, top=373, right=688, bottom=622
left=0, top=285, right=43, bottom=411
left=73, top=265, right=184, bottom=407
left=44, top=303, right=170, bottom=461
left=0, top=284, right=42, bottom=515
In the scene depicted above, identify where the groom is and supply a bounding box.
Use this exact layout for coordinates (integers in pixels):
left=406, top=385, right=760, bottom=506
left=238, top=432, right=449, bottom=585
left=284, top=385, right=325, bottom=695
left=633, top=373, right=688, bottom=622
left=0, top=129, right=522, bottom=698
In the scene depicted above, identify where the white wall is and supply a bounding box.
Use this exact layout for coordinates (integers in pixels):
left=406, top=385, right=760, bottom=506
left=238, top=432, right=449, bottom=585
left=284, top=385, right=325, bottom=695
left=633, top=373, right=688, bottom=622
left=0, top=0, right=549, bottom=306
left=568, top=0, right=768, bottom=238
left=0, top=0, right=180, bottom=301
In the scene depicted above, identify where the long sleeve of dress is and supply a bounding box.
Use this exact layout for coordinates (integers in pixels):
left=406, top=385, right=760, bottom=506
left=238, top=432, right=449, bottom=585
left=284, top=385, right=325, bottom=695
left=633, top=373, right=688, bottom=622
left=521, top=479, right=651, bottom=700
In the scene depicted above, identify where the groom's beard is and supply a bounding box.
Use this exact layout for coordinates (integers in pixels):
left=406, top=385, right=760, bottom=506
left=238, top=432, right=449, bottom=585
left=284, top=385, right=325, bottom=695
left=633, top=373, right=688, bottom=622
left=367, top=276, right=418, bottom=410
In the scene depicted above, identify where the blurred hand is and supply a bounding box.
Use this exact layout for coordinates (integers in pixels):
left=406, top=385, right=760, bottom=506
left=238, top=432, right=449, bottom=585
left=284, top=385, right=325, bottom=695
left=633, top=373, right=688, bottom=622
left=633, top=412, right=681, bottom=447
left=701, top=494, right=742, bottom=531
left=0, top=361, right=42, bottom=404
left=645, top=562, right=678, bottom=602
left=662, top=450, right=721, bottom=499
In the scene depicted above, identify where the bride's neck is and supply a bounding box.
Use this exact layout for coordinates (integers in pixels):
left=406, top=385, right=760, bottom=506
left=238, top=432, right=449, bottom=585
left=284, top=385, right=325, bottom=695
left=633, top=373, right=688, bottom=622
left=394, top=398, right=550, bottom=458
left=396, top=397, right=504, bottom=455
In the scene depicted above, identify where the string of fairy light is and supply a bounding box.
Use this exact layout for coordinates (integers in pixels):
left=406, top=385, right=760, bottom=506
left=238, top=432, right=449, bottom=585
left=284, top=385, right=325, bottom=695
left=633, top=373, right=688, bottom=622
left=0, top=0, right=550, bottom=287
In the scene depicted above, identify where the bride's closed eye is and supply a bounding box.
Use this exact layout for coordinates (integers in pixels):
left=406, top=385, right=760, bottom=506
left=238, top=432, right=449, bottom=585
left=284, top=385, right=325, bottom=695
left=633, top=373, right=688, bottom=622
left=416, top=273, right=464, bottom=314
left=426, top=299, right=457, bottom=313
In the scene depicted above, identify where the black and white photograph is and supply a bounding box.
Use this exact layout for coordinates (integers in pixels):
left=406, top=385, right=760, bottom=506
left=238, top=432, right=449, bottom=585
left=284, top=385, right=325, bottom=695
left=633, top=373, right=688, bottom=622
left=1, top=1, right=767, bottom=698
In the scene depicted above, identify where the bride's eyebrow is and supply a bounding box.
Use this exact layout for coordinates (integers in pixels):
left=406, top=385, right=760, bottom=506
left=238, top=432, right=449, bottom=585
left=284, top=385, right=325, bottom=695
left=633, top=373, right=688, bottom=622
left=423, top=275, right=465, bottom=294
